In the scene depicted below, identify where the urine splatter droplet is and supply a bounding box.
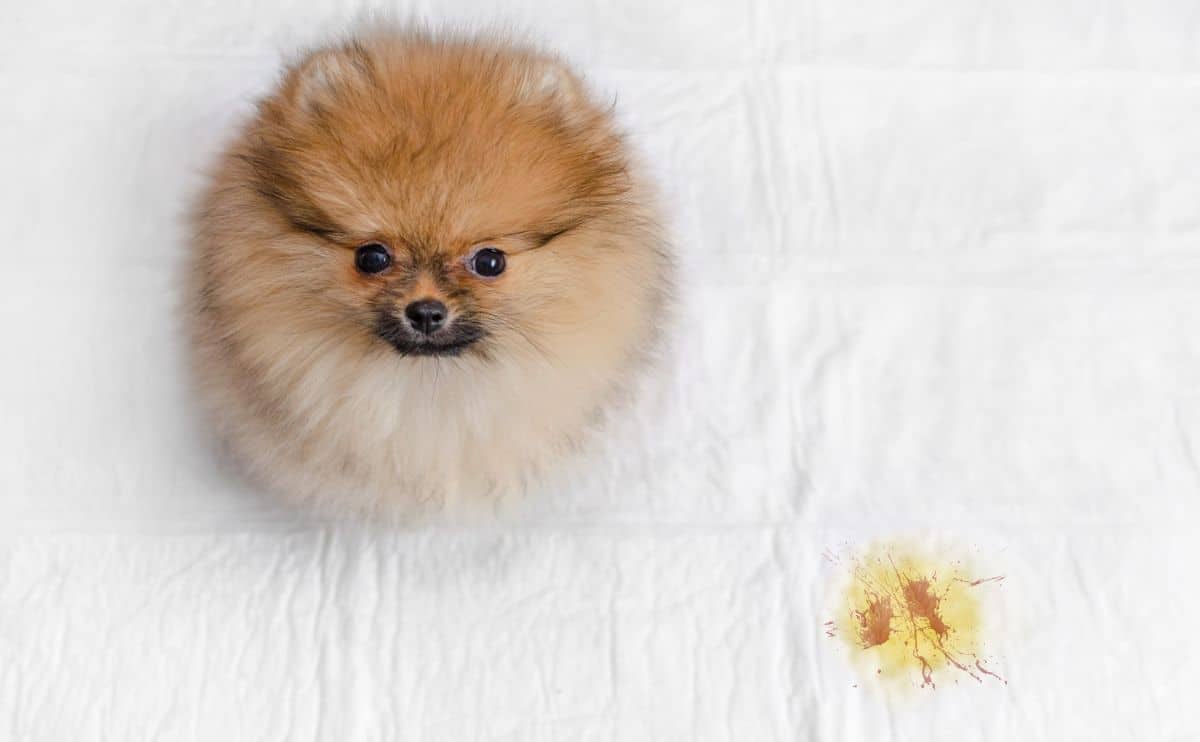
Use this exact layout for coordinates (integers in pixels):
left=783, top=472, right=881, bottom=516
left=854, top=592, right=894, bottom=648
left=825, top=539, right=1007, bottom=690
left=902, top=576, right=948, bottom=638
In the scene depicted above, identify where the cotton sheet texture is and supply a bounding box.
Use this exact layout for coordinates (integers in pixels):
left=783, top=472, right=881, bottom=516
left=2, top=1, right=1198, bottom=739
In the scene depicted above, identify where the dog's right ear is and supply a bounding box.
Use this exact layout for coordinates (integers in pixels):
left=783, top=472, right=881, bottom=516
left=518, top=58, right=586, bottom=108
left=284, top=44, right=373, bottom=113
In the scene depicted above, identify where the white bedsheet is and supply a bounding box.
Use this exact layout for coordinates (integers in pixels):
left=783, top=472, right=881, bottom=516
left=3, top=1, right=1199, bottom=739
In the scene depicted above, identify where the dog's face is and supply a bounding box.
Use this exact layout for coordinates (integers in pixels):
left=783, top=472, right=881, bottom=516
left=239, top=37, right=636, bottom=361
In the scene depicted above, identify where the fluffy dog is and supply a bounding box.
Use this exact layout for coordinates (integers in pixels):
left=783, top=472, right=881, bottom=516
left=188, top=28, right=670, bottom=517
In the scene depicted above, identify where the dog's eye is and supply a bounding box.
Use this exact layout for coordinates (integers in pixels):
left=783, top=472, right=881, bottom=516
left=354, top=243, right=392, bottom=274
left=469, top=247, right=506, bottom=278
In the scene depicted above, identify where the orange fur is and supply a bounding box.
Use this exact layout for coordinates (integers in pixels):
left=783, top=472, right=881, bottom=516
left=188, top=28, right=670, bottom=518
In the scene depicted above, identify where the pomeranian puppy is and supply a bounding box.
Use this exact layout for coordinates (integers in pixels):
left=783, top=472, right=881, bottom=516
left=188, top=28, right=670, bottom=517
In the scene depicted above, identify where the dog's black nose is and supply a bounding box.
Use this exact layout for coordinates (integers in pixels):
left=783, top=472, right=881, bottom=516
left=404, top=299, right=447, bottom=335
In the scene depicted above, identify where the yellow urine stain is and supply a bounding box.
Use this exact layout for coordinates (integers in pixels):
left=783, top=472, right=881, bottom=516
left=831, top=539, right=1004, bottom=690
